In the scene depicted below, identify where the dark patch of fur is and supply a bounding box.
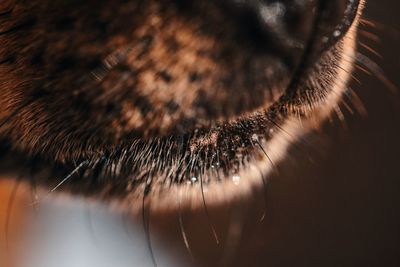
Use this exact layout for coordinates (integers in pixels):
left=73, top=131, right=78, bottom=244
left=0, top=0, right=361, bottom=201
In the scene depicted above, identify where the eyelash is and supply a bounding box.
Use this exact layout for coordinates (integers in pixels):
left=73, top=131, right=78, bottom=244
left=0, top=0, right=372, bottom=215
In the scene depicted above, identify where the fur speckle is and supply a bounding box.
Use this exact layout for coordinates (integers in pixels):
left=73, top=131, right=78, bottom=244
left=0, top=0, right=365, bottom=210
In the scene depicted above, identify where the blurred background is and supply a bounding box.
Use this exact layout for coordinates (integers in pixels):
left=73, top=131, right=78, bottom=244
left=1, top=1, right=399, bottom=267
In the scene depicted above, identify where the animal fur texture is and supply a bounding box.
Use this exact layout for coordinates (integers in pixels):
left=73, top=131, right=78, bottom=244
left=0, top=0, right=365, bottom=212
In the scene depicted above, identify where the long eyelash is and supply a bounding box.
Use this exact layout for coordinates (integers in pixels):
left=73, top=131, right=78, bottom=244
left=177, top=189, right=194, bottom=263
left=346, top=87, right=368, bottom=117
left=355, top=52, right=398, bottom=94
left=27, top=160, right=89, bottom=207
left=251, top=137, right=271, bottom=222
left=199, top=169, right=220, bottom=245
left=357, top=17, right=398, bottom=93
left=50, top=160, right=89, bottom=193
left=358, top=42, right=382, bottom=59
left=142, top=185, right=157, bottom=267
left=0, top=0, right=368, bottom=227
left=253, top=137, right=276, bottom=171
left=0, top=12, right=364, bottom=212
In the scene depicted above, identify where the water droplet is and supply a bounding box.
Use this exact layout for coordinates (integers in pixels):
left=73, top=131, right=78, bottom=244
left=333, top=30, right=341, bottom=37
left=232, top=175, right=241, bottom=185
left=259, top=2, right=286, bottom=24
left=191, top=176, right=198, bottom=183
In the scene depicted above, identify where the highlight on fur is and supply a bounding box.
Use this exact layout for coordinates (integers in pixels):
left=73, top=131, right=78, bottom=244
left=0, top=0, right=366, bottom=213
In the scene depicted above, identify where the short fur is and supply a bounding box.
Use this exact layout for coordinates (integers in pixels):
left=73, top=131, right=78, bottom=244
left=0, top=0, right=364, bottom=211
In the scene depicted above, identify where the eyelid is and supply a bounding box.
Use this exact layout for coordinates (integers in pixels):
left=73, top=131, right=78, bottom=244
left=0, top=0, right=363, bottom=214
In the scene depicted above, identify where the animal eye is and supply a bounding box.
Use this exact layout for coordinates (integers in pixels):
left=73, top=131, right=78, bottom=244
left=0, top=0, right=364, bottom=213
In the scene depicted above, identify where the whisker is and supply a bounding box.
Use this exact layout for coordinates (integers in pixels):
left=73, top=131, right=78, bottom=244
left=29, top=160, right=89, bottom=206
left=199, top=171, right=220, bottom=245
left=340, top=98, right=355, bottom=115
left=333, top=104, right=348, bottom=129
left=358, top=42, right=382, bottom=59
left=360, top=17, right=399, bottom=33
left=359, top=30, right=381, bottom=43
left=267, top=117, right=312, bottom=148
left=258, top=168, right=268, bottom=223
left=142, top=184, right=157, bottom=267
left=50, top=160, right=89, bottom=193
left=354, top=63, right=372, bottom=76
left=177, top=188, right=194, bottom=263
left=345, top=87, right=368, bottom=117
left=249, top=136, right=271, bottom=222
left=359, top=18, right=378, bottom=28
left=253, top=136, right=277, bottom=172
left=355, top=52, right=398, bottom=93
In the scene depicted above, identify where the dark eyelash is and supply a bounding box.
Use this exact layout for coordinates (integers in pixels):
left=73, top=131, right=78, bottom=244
left=4, top=115, right=276, bottom=200
left=0, top=0, right=367, bottom=215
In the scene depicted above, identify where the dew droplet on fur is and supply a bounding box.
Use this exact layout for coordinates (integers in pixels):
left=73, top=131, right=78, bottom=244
left=232, top=175, right=241, bottom=185
left=251, top=133, right=259, bottom=142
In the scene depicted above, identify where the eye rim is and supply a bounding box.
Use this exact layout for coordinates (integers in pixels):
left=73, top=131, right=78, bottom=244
left=0, top=0, right=364, bottom=212
left=282, top=0, right=361, bottom=100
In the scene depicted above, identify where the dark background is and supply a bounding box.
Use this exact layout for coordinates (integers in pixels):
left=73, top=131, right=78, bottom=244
left=154, top=1, right=400, bottom=266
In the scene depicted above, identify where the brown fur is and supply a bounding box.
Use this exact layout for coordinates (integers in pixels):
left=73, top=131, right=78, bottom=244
left=0, top=0, right=363, bottom=209
left=0, top=0, right=295, bottom=158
